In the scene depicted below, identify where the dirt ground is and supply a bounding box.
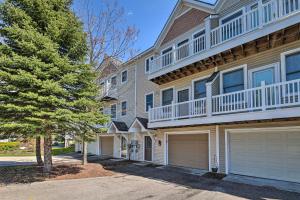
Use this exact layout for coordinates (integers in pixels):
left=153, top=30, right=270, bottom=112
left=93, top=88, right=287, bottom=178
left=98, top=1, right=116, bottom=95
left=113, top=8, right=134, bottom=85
left=0, top=163, right=114, bottom=185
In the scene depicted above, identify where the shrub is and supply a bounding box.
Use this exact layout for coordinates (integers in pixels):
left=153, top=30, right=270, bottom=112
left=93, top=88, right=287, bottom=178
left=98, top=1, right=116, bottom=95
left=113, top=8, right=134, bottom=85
left=0, top=142, right=20, bottom=152
left=52, top=145, right=75, bottom=156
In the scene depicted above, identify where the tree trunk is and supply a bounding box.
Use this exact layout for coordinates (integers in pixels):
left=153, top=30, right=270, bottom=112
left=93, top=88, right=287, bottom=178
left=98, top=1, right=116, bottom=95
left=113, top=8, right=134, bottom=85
left=43, top=131, right=52, bottom=173
left=36, top=136, right=43, bottom=166
left=82, top=141, right=88, bottom=165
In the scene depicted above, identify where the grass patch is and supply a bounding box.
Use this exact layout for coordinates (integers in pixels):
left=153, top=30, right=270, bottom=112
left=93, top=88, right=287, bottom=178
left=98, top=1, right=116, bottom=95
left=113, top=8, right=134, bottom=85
left=52, top=145, right=75, bottom=156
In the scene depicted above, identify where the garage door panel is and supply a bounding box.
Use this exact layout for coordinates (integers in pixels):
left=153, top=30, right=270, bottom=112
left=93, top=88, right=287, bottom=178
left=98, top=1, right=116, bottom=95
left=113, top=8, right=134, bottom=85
left=100, top=136, right=114, bottom=156
left=168, top=134, right=208, bottom=170
left=229, top=130, right=300, bottom=183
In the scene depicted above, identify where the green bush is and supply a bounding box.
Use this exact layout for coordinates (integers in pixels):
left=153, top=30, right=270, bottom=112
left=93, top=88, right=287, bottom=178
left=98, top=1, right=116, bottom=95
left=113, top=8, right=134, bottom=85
left=0, top=142, right=20, bottom=152
left=52, top=145, right=75, bottom=156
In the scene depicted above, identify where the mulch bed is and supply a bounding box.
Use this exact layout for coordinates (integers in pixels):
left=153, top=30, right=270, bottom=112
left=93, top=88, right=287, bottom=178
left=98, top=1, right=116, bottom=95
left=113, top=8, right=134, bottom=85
left=202, top=172, right=227, bottom=180
left=0, top=163, right=114, bottom=186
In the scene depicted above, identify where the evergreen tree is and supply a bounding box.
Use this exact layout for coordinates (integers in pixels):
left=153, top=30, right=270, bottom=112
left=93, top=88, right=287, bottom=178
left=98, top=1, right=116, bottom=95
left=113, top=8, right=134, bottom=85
left=0, top=0, right=107, bottom=172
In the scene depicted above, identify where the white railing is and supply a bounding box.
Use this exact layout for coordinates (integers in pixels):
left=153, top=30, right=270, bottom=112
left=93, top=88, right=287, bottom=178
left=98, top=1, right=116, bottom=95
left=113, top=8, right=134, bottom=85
left=149, top=79, right=300, bottom=123
left=212, top=79, right=300, bottom=115
left=149, top=35, right=206, bottom=73
left=149, top=98, right=206, bottom=122
left=100, top=83, right=117, bottom=97
left=149, top=0, right=300, bottom=74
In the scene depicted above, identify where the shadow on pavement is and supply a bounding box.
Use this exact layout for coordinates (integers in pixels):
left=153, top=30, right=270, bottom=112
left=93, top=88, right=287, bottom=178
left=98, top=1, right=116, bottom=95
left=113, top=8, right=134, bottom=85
left=93, top=159, right=300, bottom=200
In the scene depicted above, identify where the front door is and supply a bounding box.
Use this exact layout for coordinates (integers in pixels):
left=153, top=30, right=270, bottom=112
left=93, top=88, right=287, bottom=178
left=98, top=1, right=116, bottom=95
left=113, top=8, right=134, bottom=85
left=177, top=89, right=190, bottom=117
left=144, top=136, right=152, bottom=161
left=121, top=136, right=127, bottom=158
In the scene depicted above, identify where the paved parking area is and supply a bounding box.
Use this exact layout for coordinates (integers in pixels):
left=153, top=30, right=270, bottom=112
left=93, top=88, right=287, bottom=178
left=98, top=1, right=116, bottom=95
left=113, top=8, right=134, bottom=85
left=0, top=161, right=299, bottom=200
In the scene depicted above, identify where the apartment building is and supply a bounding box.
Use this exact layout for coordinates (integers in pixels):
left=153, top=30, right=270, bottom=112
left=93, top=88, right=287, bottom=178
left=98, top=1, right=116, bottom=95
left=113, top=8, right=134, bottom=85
left=81, top=0, right=300, bottom=184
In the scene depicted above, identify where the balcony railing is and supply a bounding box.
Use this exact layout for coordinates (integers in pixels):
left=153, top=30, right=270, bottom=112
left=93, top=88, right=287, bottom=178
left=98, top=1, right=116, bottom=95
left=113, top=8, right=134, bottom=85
left=150, top=35, right=206, bottom=73
left=100, top=83, right=117, bottom=98
left=149, top=78, right=300, bottom=123
left=149, top=0, right=300, bottom=74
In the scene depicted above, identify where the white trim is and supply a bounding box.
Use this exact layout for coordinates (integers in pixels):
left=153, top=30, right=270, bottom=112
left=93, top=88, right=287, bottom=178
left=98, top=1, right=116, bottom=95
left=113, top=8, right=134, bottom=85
left=143, top=135, right=154, bottom=162
left=120, top=135, right=128, bottom=159
left=160, top=86, right=175, bottom=106
left=225, top=126, right=300, bottom=174
left=145, top=55, right=154, bottom=74
left=191, top=75, right=210, bottom=99
left=248, top=63, right=280, bottom=88
left=176, top=38, right=190, bottom=47
left=149, top=12, right=300, bottom=80
left=148, top=106, right=300, bottom=128
left=164, top=130, right=211, bottom=171
left=219, top=8, right=244, bottom=25
left=121, top=69, right=128, bottom=84
left=220, top=64, right=247, bottom=94
left=174, top=7, right=192, bottom=19
left=128, top=118, right=148, bottom=133
left=216, top=125, right=220, bottom=170
left=134, top=65, right=137, bottom=118
left=175, top=86, right=191, bottom=103
left=110, top=103, right=117, bottom=120
left=161, top=45, right=173, bottom=55
left=192, top=28, right=206, bottom=39
left=121, top=100, right=127, bottom=116
left=281, top=47, right=300, bottom=82
left=145, top=92, right=154, bottom=113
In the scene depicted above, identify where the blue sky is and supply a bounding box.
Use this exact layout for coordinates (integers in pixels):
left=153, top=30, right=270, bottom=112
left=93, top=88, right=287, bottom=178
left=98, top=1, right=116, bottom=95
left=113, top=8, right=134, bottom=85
left=73, top=0, right=216, bottom=53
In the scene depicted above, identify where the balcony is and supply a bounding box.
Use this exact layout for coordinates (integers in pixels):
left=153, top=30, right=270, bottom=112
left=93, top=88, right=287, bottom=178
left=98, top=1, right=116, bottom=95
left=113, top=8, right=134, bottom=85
left=100, top=83, right=117, bottom=101
left=149, top=0, right=300, bottom=77
left=148, top=78, right=300, bottom=127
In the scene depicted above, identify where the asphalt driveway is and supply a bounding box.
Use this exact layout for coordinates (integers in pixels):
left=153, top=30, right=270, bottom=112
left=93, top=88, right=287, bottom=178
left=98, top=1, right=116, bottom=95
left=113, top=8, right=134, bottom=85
left=0, top=161, right=299, bottom=200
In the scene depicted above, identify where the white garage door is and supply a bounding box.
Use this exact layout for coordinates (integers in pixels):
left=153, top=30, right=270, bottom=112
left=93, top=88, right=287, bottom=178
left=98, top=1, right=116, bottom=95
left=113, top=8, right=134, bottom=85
left=229, top=129, right=300, bottom=183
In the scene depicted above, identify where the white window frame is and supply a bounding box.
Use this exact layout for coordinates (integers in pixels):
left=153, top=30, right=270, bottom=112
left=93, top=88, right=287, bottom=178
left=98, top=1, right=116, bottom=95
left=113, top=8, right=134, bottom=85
left=161, top=45, right=173, bottom=56
left=175, top=86, right=191, bottom=103
left=145, top=92, right=154, bottom=113
left=192, top=28, right=206, bottom=40
left=176, top=38, right=189, bottom=47
left=191, top=75, right=210, bottom=100
left=219, top=8, right=244, bottom=25
left=121, top=100, right=127, bottom=116
left=220, top=64, right=248, bottom=94
left=111, top=75, right=117, bottom=87
left=145, top=56, right=154, bottom=74
left=281, top=47, right=300, bottom=82
left=121, top=69, right=128, bottom=84
left=248, top=63, right=280, bottom=88
left=160, top=86, right=175, bottom=106
left=110, top=103, right=117, bottom=120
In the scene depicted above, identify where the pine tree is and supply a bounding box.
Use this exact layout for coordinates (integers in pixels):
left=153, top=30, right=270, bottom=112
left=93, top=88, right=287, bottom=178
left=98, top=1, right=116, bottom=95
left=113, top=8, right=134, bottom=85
left=0, top=0, right=107, bottom=172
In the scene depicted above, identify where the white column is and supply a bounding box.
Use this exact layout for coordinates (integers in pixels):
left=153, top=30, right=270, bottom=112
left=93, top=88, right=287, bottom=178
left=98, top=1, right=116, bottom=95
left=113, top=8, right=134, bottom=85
left=204, top=17, right=211, bottom=49
left=206, top=83, right=213, bottom=116
left=261, top=81, right=266, bottom=111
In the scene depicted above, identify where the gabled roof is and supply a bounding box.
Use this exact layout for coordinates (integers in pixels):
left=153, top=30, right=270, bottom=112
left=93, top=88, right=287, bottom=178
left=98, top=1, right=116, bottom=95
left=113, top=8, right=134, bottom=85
left=107, top=121, right=128, bottom=134
left=128, top=117, right=149, bottom=133
left=154, top=0, right=216, bottom=48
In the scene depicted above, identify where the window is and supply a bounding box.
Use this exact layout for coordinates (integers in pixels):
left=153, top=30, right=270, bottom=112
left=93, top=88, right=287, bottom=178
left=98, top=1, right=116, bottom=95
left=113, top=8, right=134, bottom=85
left=110, top=104, right=117, bottom=119
left=145, top=56, right=154, bottom=73
left=145, top=93, right=154, bottom=112
left=285, top=52, right=300, bottom=81
left=121, top=70, right=128, bottom=83
left=223, top=68, right=244, bottom=93
left=162, top=47, right=173, bottom=67
left=111, top=76, right=117, bottom=87
left=121, top=101, right=127, bottom=116
left=194, top=78, right=208, bottom=99
left=221, top=10, right=243, bottom=24
left=161, top=88, right=173, bottom=106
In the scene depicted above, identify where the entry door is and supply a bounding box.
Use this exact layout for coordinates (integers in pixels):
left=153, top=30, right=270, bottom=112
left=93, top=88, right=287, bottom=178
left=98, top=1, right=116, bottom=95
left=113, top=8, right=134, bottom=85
left=121, top=137, right=127, bottom=158
left=177, top=89, right=190, bottom=117
left=144, top=136, right=152, bottom=161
